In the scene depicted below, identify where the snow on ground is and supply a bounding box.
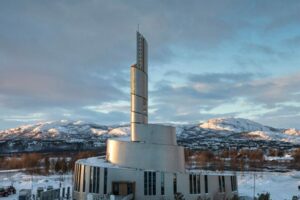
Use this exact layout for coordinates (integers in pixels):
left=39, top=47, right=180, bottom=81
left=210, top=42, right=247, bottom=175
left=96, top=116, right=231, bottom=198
left=0, top=171, right=72, bottom=200
left=0, top=170, right=299, bottom=200
left=264, top=154, right=293, bottom=161
left=238, top=171, right=300, bottom=200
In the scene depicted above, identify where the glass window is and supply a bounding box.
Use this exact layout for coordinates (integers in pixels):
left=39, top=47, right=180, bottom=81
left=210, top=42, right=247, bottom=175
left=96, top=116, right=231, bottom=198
left=197, top=175, right=201, bottom=194
left=231, top=176, right=237, bottom=191
left=173, top=173, right=177, bottom=194
left=82, top=166, right=85, bottom=192
left=78, top=165, right=81, bottom=192
left=205, top=175, right=208, bottom=193
left=104, top=168, right=108, bottom=194
left=222, top=176, right=225, bottom=192
left=193, top=175, right=196, bottom=194
left=112, top=183, right=119, bottom=195
left=89, top=166, right=93, bottom=193
left=190, top=174, right=201, bottom=194
left=76, top=164, right=79, bottom=191
left=144, top=171, right=148, bottom=195
left=153, top=172, right=156, bottom=195
left=189, top=174, right=193, bottom=194
left=144, top=171, right=156, bottom=196
left=161, top=173, right=165, bottom=195
left=149, top=172, right=152, bottom=195
left=218, top=176, right=222, bottom=192
left=96, top=167, right=100, bottom=193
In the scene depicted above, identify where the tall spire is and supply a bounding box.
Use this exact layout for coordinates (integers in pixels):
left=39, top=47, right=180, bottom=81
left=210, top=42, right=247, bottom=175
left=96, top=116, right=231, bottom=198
left=130, top=32, right=148, bottom=139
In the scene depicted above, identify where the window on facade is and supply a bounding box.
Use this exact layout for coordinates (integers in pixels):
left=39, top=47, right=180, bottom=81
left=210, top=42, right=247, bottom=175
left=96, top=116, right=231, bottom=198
left=127, top=183, right=133, bottom=194
left=82, top=166, right=85, bottom=192
left=89, top=166, right=93, bottom=193
left=218, top=176, right=226, bottom=193
left=144, top=172, right=148, bottom=195
left=231, top=176, right=237, bottom=191
left=104, top=168, right=108, bottom=194
left=75, top=164, right=79, bottom=191
left=149, top=171, right=152, bottom=195
left=112, top=183, right=119, bottom=195
left=93, top=167, right=97, bottom=193
left=153, top=171, right=156, bottom=195
left=205, top=175, right=208, bottom=193
left=189, top=174, right=192, bottom=194
left=88, top=167, right=100, bottom=193
left=218, top=176, right=222, bottom=192
left=193, top=174, right=196, bottom=194
left=173, top=173, right=177, bottom=194
left=196, top=175, right=201, bottom=194
left=96, top=167, right=100, bottom=193
left=222, top=176, right=225, bottom=192
left=189, top=174, right=201, bottom=194
left=144, top=171, right=156, bottom=196
left=77, top=165, right=81, bottom=192
left=161, top=173, right=165, bottom=195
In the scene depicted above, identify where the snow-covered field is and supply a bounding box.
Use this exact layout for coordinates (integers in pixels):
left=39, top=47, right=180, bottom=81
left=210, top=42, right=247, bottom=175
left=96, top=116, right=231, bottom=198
left=0, top=170, right=299, bottom=200
left=0, top=171, right=72, bottom=200
left=238, top=171, right=300, bottom=200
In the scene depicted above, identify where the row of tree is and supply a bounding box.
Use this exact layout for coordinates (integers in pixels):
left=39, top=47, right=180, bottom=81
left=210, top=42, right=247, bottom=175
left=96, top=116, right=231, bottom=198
left=1, top=147, right=299, bottom=174
left=0, top=150, right=101, bottom=174
left=185, top=148, right=300, bottom=171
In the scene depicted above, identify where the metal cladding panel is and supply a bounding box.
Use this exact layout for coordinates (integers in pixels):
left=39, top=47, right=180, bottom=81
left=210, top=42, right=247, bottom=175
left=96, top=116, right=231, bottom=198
left=131, top=64, right=148, bottom=126
left=131, top=112, right=147, bottom=123
left=131, top=95, right=147, bottom=115
left=107, top=139, right=185, bottom=172
left=131, top=124, right=177, bottom=145
left=131, top=67, right=147, bottom=98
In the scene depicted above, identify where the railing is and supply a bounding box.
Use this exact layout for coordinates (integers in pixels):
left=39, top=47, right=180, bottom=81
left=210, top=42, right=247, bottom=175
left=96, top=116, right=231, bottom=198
left=121, top=194, right=133, bottom=200
left=87, top=193, right=133, bottom=200
left=87, top=193, right=110, bottom=200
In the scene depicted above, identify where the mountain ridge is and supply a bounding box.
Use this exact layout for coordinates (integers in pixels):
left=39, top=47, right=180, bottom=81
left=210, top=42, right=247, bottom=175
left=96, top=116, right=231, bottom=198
left=1, top=117, right=299, bottom=142
left=0, top=117, right=299, bottom=153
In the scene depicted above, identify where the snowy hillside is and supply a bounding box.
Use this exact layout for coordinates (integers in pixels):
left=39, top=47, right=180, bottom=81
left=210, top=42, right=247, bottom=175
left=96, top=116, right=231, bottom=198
left=0, top=118, right=299, bottom=153
left=0, top=120, right=130, bottom=140
left=200, top=118, right=271, bottom=132
left=198, top=117, right=300, bottom=143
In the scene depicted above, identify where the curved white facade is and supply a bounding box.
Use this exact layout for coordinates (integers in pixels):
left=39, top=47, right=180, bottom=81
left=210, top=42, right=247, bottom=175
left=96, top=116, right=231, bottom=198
left=132, top=124, right=177, bottom=145
left=106, top=137, right=185, bottom=172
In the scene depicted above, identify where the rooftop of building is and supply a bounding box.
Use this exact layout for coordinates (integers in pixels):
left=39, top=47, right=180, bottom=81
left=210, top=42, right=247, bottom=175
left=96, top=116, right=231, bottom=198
left=76, top=156, right=236, bottom=176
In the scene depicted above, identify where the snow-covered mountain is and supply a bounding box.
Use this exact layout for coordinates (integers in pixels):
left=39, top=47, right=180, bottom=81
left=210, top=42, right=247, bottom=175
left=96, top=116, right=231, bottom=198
left=0, top=118, right=299, bottom=153
left=0, top=120, right=129, bottom=141
left=198, top=117, right=300, bottom=144
left=200, top=118, right=270, bottom=132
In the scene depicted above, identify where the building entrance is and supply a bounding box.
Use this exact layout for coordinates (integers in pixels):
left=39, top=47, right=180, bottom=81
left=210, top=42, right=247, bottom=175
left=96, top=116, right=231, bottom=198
left=112, top=182, right=135, bottom=196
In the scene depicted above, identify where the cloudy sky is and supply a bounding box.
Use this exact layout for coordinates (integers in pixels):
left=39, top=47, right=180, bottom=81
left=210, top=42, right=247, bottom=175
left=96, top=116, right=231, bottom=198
left=1, top=0, right=300, bottom=129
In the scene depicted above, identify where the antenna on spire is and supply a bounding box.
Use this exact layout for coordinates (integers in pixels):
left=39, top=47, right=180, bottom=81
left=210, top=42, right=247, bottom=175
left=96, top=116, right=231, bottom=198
left=137, top=24, right=139, bottom=32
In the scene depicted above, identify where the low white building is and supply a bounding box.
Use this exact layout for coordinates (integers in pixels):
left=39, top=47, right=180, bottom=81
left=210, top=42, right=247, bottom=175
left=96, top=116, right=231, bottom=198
left=73, top=32, right=238, bottom=200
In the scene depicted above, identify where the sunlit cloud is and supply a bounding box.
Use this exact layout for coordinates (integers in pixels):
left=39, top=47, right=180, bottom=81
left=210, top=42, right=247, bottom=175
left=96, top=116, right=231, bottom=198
left=3, top=112, right=45, bottom=122
left=84, top=101, right=129, bottom=114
